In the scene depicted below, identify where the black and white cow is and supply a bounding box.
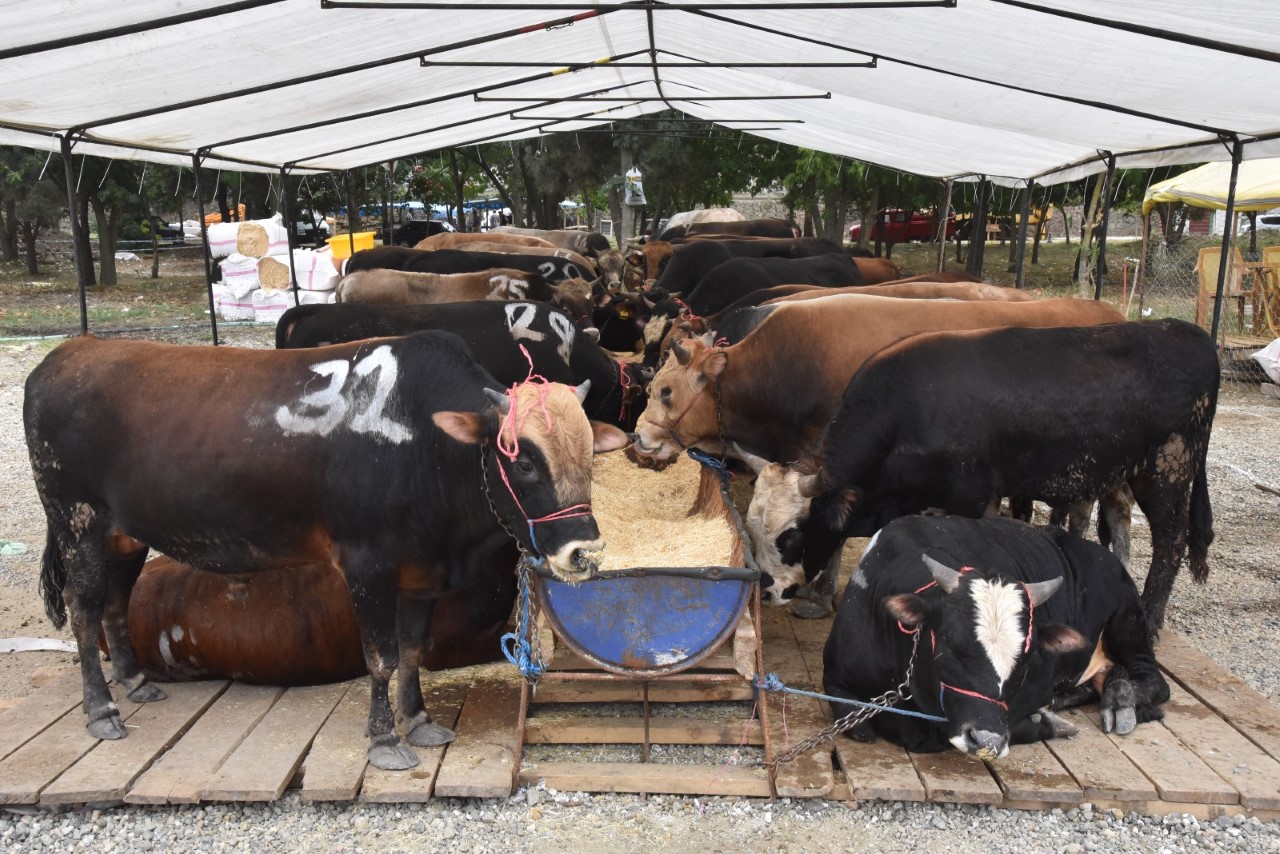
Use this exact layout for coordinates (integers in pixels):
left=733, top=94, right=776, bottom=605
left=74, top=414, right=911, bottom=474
left=825, top=515, right=1168, bottom=756
left=744, top=320, right=1219, bottom=627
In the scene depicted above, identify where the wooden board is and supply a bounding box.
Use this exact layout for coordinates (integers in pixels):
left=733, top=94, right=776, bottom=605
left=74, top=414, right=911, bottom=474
left=759, top=609, right=834, bottom=799
left=0, top=670, right=83, bottom=763
left=525, top=716, right=764, bottom=746
left=201, top=682, right=346, bottom=802
left=835, top=738, right=927, bottom=803
left=1042, top=707, right=1157, bottom=801
left=359, top=680, right=469, bottom=804
left=518, top=760, right=773, bottom=797
left=534, top=681, right=754, bottom=704
left=1157, top=682, right=1280, bottom=810
left=41, top=681, right=227, bottom=806
left=1158, top=633, right=1280, bottom=763
left=299, top=679, right=370, bottom=802
left=910, top=749, right=1003, bottom=805
left=434, top=677, right=524, bottom=799
left=126, top=683, right=284, bottom=805
left=988, top=741, right=1083, bottom=805
left=1086, top=710, right=1238, bottom=805
left=0, top=689, right=142, bottom=805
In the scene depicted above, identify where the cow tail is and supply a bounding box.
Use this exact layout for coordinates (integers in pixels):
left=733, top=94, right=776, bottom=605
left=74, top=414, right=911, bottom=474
left=39, top=528, right=68, bottom=630
left=1188, top=454, right=1213, bottom=584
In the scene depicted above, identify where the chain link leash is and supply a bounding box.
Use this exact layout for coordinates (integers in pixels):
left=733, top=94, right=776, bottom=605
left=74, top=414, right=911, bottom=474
left=765, top=629, right=925, bottom=771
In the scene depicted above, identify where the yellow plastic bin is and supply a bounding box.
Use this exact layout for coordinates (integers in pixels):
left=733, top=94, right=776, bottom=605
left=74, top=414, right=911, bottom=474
left=326, top=231, right=376, bottom=260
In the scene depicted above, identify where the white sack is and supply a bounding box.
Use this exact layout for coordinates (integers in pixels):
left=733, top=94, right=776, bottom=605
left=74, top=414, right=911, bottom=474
left=219, top=252, right=260, bottom=298
left=253, top=287, right=293, bottom=324
left=206, top=221, right=241, bottom=258
left=1252, top=338, right=1280, bottom=384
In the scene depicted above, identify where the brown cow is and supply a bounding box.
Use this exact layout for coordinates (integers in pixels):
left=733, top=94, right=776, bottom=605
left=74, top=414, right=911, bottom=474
left=626, top=241, right=675, bottom=283
left=118, top=553, right=513, bottom=685
left=765, top=279, right=1033, bottom=305
left=852, top=257, right=905, bottom=284
left=491, top=226, right=611, bottom=258
left=595, top=248, right=646, bottom=292
left=414, top=231, right=555, bottom=251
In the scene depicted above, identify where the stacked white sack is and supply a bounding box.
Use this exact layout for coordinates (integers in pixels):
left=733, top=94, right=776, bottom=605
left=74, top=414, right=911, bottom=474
left=206, top=221, right=241, bottom=258
left=252, top=288, right=293, bottom=324
left=219, top=253, right=260, bottom=298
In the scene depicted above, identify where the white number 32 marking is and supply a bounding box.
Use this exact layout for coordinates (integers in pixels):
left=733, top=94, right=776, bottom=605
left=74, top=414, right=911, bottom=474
left=275, top=345, right=413, bottom=443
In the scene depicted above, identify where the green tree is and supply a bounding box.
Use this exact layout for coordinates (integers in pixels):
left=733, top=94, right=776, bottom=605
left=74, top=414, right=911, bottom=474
left=0, top=146, right=67, bottom=275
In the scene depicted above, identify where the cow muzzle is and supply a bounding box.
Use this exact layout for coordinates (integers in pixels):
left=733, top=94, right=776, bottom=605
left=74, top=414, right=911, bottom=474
left=951, top=725, right=1009, bottom=761
left=547, top=539, right=604, bottom=583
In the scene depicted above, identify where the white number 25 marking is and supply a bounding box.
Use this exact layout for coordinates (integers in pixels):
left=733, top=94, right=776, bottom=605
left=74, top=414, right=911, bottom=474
left=275, top=345, right=413, bottom=443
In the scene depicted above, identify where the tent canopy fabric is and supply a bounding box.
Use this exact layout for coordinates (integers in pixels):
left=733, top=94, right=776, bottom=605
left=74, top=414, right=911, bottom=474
left=1, top=1, right=1278, bottom=183
left=1141, top=158, right=1280, bottom=215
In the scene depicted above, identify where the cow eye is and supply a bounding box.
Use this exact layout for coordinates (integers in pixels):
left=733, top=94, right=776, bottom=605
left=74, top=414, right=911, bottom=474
left=516, top=459, right=536, bottom=475
left=660, top=387, right=672, bottom=404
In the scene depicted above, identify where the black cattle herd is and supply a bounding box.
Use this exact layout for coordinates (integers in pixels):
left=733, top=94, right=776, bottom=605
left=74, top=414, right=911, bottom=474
left=23, top=218, right=1220, bottom=767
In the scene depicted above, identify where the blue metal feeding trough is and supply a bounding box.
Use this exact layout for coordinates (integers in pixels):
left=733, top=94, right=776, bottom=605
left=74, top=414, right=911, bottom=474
left=532, top=450, right=760, bottom=678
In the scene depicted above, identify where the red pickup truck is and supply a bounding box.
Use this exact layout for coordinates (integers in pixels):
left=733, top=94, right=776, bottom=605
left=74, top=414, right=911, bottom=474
left=850, top=209, right=955, bottom=243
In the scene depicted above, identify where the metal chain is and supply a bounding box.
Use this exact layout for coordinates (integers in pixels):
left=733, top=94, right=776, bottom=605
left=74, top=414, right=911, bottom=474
left=765, top=630, right=924, bottom=771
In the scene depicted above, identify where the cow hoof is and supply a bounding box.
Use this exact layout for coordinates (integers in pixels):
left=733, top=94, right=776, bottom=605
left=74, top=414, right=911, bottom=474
left=1113, top=707, right=1138, bottom=735
left=127, top=682, right=167, bottom=703
left=87, top=714, right=127, bottom=740
left=1039, top=708, right=1079, bottom=740
left=790, top=598, right=833, bottom=620
left=407, top=722, right=456, bottom=748
left=368, top=743, right=419, bottom=771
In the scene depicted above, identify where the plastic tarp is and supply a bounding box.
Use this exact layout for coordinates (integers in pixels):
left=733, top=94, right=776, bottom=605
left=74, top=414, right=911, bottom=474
left=0, top=1, right=1278, bottom=182
left=1142, top=158, right=1280, bottom=215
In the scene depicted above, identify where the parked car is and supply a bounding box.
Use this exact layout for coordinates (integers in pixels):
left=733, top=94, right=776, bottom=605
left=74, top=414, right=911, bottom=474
left=849, top=209, right=955, bottom=243
left=1243, top=213, right=1280, bottom=232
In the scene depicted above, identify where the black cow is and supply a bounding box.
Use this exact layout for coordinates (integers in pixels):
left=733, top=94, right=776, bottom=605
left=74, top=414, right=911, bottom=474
left=276, top=301, right=649, bottom=431
left=744, top=320, right=1218, bottom=628
left=652, top=237, right=847, bottom=297
left=344, top=246, right=591, bottom=284
left=680, top=254, right=863, bottom=317
left=25, top=332, right=629, bottom=770
left=825, top=515, right=1168, bottom=756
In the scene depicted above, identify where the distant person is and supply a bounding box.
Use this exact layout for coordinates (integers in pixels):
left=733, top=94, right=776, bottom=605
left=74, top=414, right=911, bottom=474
left=499, top=211, right=509, bottom=227
left=469, top=208, right=480, bottom=233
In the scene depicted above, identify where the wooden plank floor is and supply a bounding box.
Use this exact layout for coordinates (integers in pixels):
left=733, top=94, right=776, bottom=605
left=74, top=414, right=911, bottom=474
left=4, top=629, right=1280, bottom=816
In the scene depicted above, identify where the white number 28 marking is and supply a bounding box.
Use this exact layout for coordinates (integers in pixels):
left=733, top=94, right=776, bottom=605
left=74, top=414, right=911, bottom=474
left=275, top=345, right=413, bottom=443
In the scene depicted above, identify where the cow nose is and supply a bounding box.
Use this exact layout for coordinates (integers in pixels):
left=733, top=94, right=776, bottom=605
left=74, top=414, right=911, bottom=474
left=961, top=725, right=1008, bottom=759
left=570, top=548, right=599, bottom=580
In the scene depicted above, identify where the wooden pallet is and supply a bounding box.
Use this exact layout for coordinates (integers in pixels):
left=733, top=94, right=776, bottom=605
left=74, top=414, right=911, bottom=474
left=3, top=626, right=1279, bottom=815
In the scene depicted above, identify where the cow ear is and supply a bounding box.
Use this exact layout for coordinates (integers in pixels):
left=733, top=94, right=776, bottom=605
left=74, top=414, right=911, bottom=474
left=922, top=554, right=963, bottom=593
left=700, top=347, right=728, bottom=380
left=433, top=411, right=485, bottom=445
left=883, top=594, right=927, bottom=629
left=1038, top=624, right=1090, bottom=655
left=591, top=421, right=631, bottom=453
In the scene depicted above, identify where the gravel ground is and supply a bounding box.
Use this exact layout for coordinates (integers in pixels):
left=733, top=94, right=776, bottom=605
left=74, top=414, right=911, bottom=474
left=1, top=334, right=1279, bottom=851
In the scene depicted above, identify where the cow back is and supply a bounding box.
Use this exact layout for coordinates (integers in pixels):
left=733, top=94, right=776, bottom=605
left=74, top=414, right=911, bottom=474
left=415, top=231, right=555, bottom=251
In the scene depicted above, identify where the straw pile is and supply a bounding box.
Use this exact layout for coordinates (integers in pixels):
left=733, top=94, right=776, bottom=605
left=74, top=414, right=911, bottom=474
left=590, top=449, right=739, bottom=571
left=257, top=255, right=292, bottom=290
left=236, top=221, right=273, bottom=257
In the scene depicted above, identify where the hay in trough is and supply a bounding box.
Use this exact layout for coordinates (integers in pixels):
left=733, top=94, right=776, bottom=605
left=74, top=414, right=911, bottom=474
left=591, top=449, right=741, bottom=571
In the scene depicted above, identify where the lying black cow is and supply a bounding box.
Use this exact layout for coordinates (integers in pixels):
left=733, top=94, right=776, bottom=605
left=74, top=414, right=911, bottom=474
left=276, top=301, right=649, bottom=431
left=344, top=245, right=591, bottom=284
left=745, top=319, right=1218, bottom=628
left=25, top=332, right=629, bottom=770
left=825, top=515, right=1169, bottom=756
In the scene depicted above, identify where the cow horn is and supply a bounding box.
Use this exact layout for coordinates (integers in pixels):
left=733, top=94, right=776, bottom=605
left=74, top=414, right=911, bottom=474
left=671, top=338, right=693, bottom=366
left=483, top=388, right=511, bottom=414
left=797, top=472, right=822, bottom=498
left=642, top=296, right=657, bottom=310
left=574, top=380, right=591, bottom=404
left=1024, top=576, right=1063, bottom=607
left=922, top=555, right=963, bottom=593
left=731, top=443, right=770, bottom=475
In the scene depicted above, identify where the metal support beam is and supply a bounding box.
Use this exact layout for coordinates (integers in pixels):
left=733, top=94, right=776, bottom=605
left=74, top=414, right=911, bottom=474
left=935, top=178, right=952, bottom=274
left=280, top=166, right=301, bottom=307
left=475, top=94, right=833, bottom=101
left=1014, top=179, right=1033, bottom=289
left=326, top=0, right=956, bottom=8
left=1093, top=153, right=1116, bottom=300
left=344, top=171, right=359, bottom=257
left=511, top=114, right=805, bottom=122
left=422, top=59, right=875, bottom=68
left=192, top=154, right=221, bottom=346
left=58, top=135, right=90, bottom=336
left=1211, top=135, right=1244, bottom=341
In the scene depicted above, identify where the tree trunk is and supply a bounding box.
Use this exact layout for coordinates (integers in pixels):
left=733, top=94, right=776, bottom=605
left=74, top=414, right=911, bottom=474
left=1059, top=204, right=1072, bottom=247
left=448, top=151, right=466, bottom=232
left=91, top=197, right=120, bottom=287
left=77, top=195, right=96, bottom=286
left=1075, top=176, right=1104, bottom=297
left=470, top=149, right=518, bottom=225
left=21, top=221, right=40, bottom=275
left=149, top=204, right=160, bottom=279
left=861, top=185, right=878, bottom=253
left=1, top=198, right=19, bottom=262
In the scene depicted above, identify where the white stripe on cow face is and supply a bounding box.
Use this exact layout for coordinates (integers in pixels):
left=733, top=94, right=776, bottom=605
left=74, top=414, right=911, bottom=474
left=969, top=578, right=1026, bottom=692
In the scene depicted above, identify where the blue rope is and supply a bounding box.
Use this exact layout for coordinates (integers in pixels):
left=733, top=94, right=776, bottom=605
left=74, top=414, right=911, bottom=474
left=754, top=672, right=948, bottom=723
left=500, top=558, right=544, bottom=681
left=688, top=448, right=731, bottom=480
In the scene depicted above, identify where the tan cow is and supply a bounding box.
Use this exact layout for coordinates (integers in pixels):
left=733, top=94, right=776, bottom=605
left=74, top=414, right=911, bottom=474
left=491, top=227, right=611, bottom=258
left=336, top=268, right=557, bottom=306
left=625, top=241, right=675, bottom=283
left=764, top=280, right=1033, bottom=305
left=414, top=231, right=555, bottom=251
left=595, top=248, right=646, bottom=292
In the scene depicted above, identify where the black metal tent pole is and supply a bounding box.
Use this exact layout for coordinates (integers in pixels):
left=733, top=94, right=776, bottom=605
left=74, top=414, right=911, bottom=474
left=1014, top=179, right=1033, bottom=288
left=421, top=59, right=876, bottom=68
left=1210, top=135, right=1244, bottom=342
left=382, top=163, right=392, bottom=245
left=935, top=178, right=953, bottom=273
left=58, top=134, right=90, bottom=336
left=191, top=153, right=221, bottom=346
left=475, top=94, right=833, bottom=101
left=1092, top=152, right=1116, bottom=300
left=279, top=166, right=301, bottom=307
left=966, top=176, right=989, bottom=276
left=325, top=0, right=957, bottom=9
left=344, top=171, right=359, bottom=256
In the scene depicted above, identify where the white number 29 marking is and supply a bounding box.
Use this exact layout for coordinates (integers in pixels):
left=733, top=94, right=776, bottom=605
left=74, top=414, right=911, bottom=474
left=275, top=345, right=413, bottom=443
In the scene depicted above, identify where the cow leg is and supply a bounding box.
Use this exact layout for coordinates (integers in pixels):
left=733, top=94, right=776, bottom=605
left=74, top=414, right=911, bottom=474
left=101, top=548, right=165, bottom=703
left=345, top=553, right=417, bottom=771
left=1007, top=498, right=1034, bottom=522
left=1065, top=501, right=1093, bottom=538
left=1098, top=483, right=1134, bottom=570
left=792, top=535, right=844, bottom=620
left=1050, top=682, right=1098, bottom=711
left=1099, top=598, right=1169, bottom=734
left=1010, top=708, right=1079, bottom=745
left=395, top=593, right=455, bottom=748
left=1130, top=469, right=1192, bottom=635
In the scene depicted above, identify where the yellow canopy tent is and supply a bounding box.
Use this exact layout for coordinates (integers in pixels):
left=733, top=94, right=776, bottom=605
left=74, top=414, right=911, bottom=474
left=1142, top=159, right=1280, bottom=216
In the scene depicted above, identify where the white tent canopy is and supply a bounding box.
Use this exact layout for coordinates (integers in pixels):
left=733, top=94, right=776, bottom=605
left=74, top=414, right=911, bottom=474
left=1, top=0, right=1278, bottom=181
